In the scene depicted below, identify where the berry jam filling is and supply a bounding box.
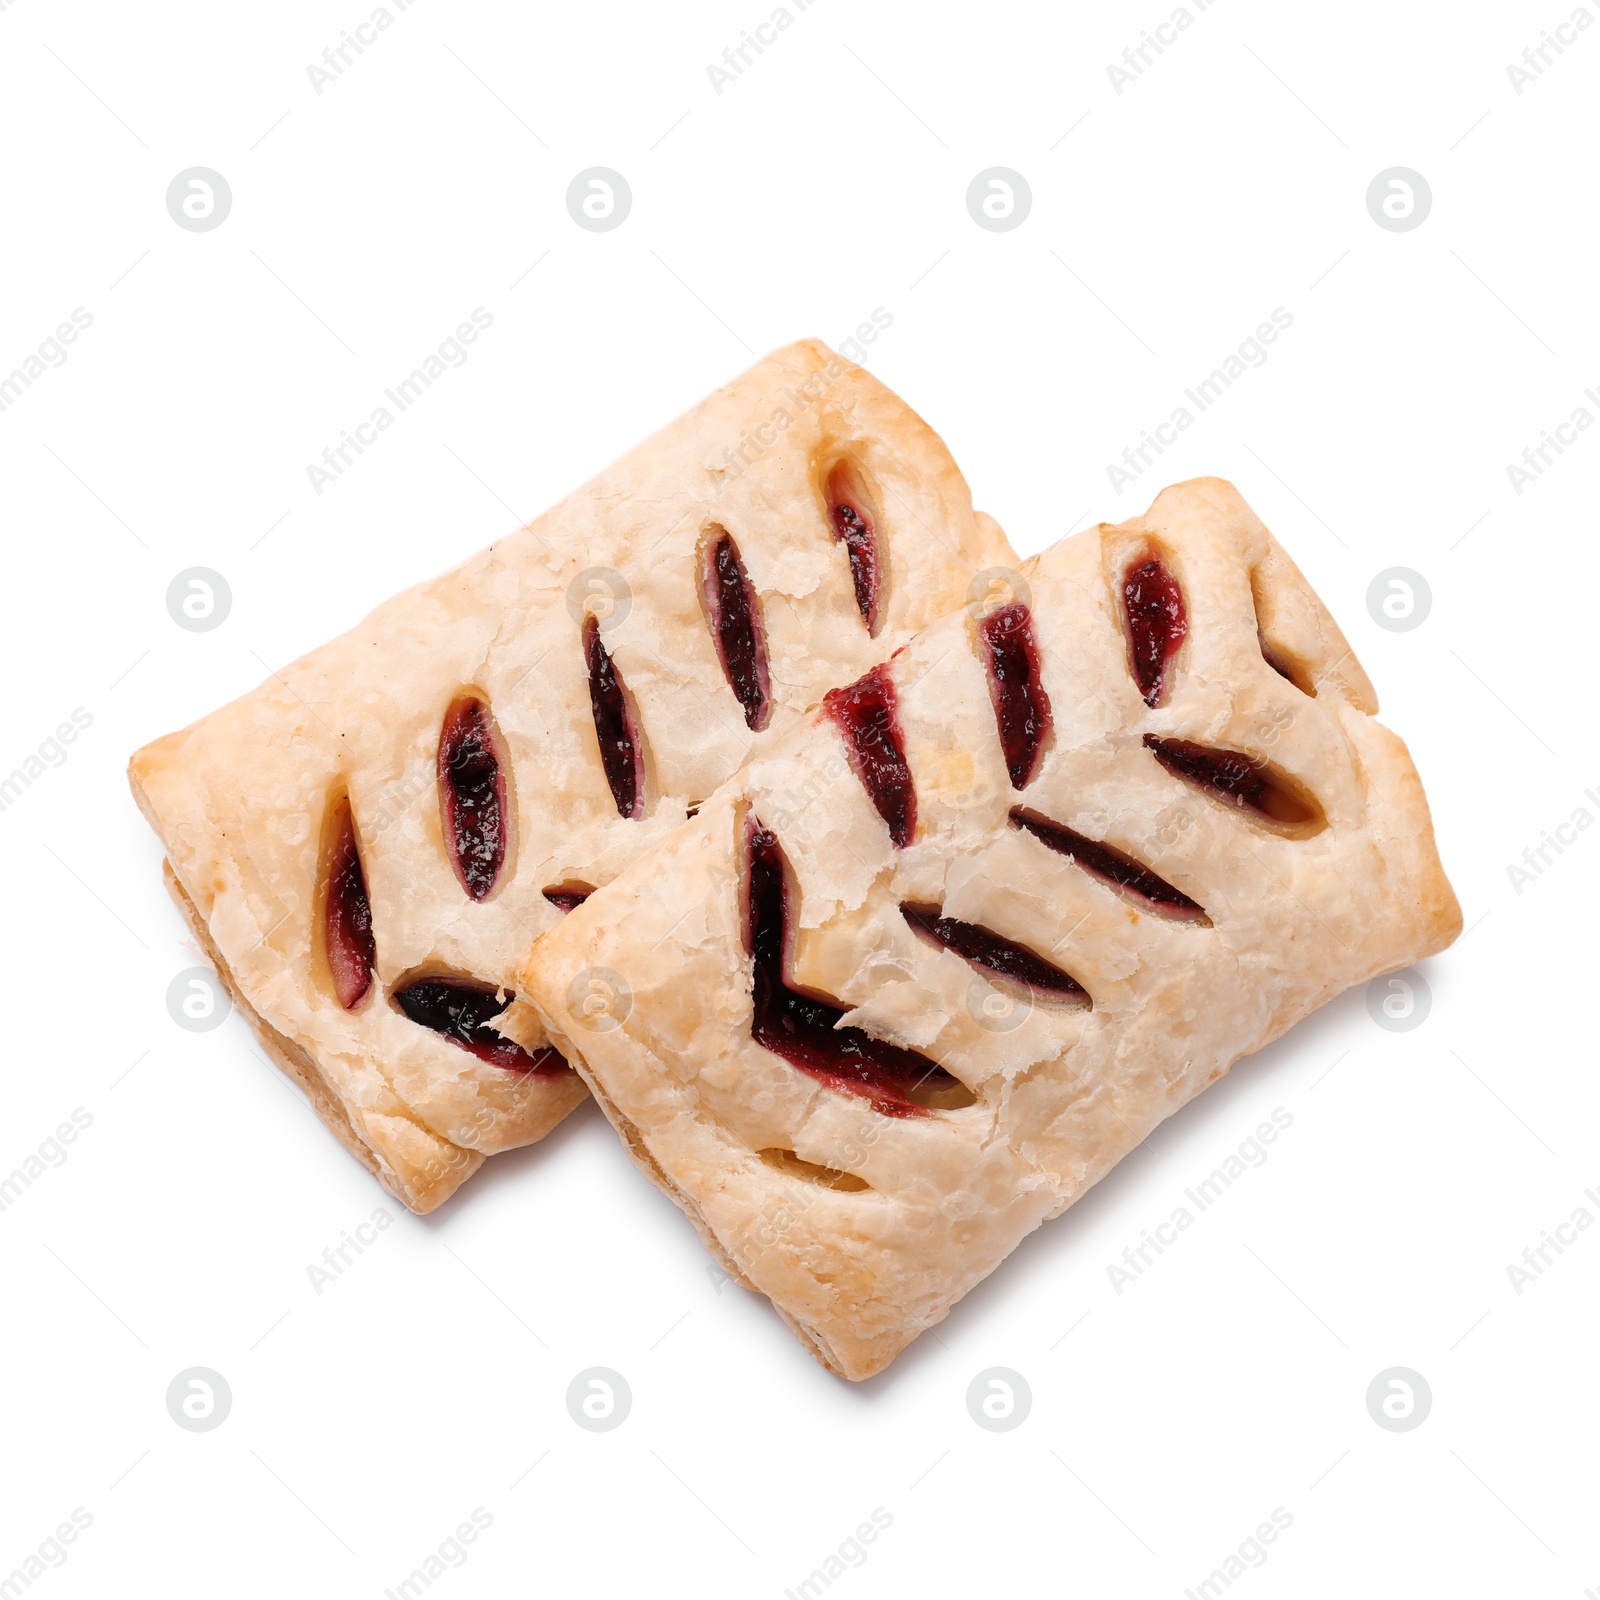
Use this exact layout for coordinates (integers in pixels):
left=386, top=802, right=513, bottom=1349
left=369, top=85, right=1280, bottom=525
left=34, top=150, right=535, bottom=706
left=542, top=883, right=594, bottom=913
left=746, top=822, right=973, bottom=1116
left=824, top=663, right=915, bottom=848
left=438, top=696, right=508, bottom=900
left=324, top=799, right=377, bottom=1009
left=583, top=615, right=645, bottom=820
left=1122, top=548, right=1187, bottom=707
left=901, top=902, right=1088, bottom=1003
left=826, top=460, right=882, bottom=635
left=1144, top=735, right=1319, bottom=830
left=1009, top=806, right=1209, bottom=922
left=393, top=977, right=568, bottom=1076
left=978, top=602, right=1053, bottom=789
left=703, top=530, right=772, bottom=732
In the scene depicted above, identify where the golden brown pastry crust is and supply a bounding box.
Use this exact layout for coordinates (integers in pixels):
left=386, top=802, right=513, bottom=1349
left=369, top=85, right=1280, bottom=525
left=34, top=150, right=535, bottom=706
left=518, top=478, right=1462, bottom=1378
left=128, top=341, right=1015, bottom=1213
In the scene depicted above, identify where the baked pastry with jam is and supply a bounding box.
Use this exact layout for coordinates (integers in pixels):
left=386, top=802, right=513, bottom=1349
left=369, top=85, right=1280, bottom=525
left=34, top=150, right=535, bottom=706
left=128, top=342, right=1014, bottom=1212
left=519, top=478, right=1461, bottom=1379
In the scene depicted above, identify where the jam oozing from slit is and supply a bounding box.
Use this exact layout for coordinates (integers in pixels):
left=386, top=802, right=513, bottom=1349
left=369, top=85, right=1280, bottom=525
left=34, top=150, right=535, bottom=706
left=1143, top=735, right=1319, bottom=829
left=583, top=615, right=645, bottom=820
left=324, top=799, right=377, bottom=1009
left=542, top=883, right=594, bottom=913
left=978, top=602, right=1052, bottom=789
left=1009, top=806, right=1209, bottom=922
left=393, top=977, right=568, bottom=1076
left=1122, top=548, right=1187, bottom=707
left=745, top=823, right=972, bottom=1116
left=826, top=461, right=882, bottom=635
left=824, top=663, right=916, bottom=847
left=438, top=696, right=508, bottom=899
left=900, top=903, right=1088, bottom=1002
left=703, top=531, right=772, bottom=731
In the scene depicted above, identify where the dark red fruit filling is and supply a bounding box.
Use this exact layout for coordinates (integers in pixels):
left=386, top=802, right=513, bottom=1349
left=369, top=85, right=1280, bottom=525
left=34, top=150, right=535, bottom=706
left=1144, top=735, right=1318, bottom=829
left=438, top=696, right=507, bottom=900
left=542, top=883, right=594, bottom=913
left=901, top=903, right=1088, bottom=1003
left=1122, top=548, right=1187, bottom=707
left=393, top=977, right=567, bottom=1076
left=583, top=615, right=644, bottom=820
left=1009, top=806, right=1209, bottom=922
left=979, top=602, right=1053, bottom=789
left=324, top=800, right=377, bottom=1009
left=746, top=822, right=971, bottom=1117
left=703, top=530, right=772, bottom=732
left=826, top=460, right=881, bottom=635
left=824, top=663, right=915, bottom=848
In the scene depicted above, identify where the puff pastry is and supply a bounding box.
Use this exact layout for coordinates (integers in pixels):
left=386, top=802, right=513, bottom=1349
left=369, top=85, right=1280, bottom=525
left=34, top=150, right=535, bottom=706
left=518, top=479, right=1462, bottom=1379
left=129, top=341, right=1015, bottom=1212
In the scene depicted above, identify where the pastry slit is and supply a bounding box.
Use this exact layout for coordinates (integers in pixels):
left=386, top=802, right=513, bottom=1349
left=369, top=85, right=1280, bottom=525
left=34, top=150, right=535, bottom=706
left=824, top=457, right=883, bottom=635
left=438, top=694, right=510, bottom=899
left=583, top=616, right=646, bottom=820
left=976, top=600, right=1052, bottom=789
left=1144, top=735, right=1323, bottom=834
left=1120, top=544, right=1187, bottom=708
left=901, top=902, right=1089, bottom=1004
left=746, top=820, right=974, bottom=1115
left=1009, top=807, right=1210, bottom=923
left=700, top=528, right=772, bottom=732
left=823, top=663, right=916, bottom=848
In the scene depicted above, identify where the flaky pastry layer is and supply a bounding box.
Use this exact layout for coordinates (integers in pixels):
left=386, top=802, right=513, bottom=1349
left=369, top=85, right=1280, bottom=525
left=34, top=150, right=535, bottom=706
left=520, top=479, right=1461, bottom=1377
left=129, top=341, right=1014, bottom=1211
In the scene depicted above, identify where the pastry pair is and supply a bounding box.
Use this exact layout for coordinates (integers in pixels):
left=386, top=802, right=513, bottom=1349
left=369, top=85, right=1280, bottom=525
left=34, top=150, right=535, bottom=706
left=131, top=342, right=1459, bottom=1377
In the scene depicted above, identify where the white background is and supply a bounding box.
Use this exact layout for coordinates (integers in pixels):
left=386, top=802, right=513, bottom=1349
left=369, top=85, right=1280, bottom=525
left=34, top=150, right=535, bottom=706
left=1, top=1, right=1595, bottom=1595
